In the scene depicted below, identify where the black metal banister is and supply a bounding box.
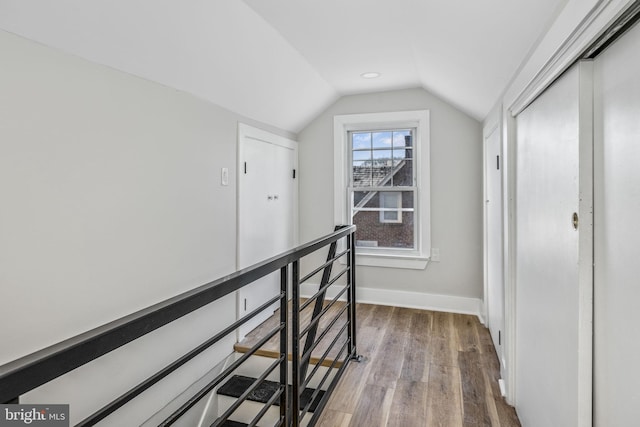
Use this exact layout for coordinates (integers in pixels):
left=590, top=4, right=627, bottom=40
left=299, top=285, right=349, bottom=338
left=76, top=292, right=285, bottom=426
left=303, top=228, right=360, bottom=426
left=249, top=384, right=284, bottom=427
left=304, top=340, right=352, bottom=427
left=213, top=356, right=283, bottom=427
left=347, top=232, right=359, bottom=358
left=0, top=225, right=355, bottom=404
left=0, top=224, right=358, bottom=427
left=291, top=260, right=301, bottom=427
left=299, top=248, right=349, bottom=284
left=159, top=322, right=285, bottom=426
left=279, top=266, right=289, bottom=427
left=300, top=304, right=349, bottom=366
left=299, top=266, right=350, bottom=312
left=299, top=230, right=360, bottom=425
left=299, top=340, right=349, bottom=423
left=300, top=321, right=349, bottom=391
left=298, top=226, right=343, bottom=384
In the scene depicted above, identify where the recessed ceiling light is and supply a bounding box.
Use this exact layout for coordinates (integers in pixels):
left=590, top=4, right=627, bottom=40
left=360, top=72, right=381, bottom=79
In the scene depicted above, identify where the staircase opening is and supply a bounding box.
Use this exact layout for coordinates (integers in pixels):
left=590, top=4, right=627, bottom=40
left=0, top=226, right=358, bottom=427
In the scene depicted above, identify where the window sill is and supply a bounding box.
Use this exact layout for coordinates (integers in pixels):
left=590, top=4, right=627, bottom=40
left=341, top=253, right=430, bottom=270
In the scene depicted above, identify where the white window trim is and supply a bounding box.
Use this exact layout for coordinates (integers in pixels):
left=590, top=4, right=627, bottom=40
left=334, top=110, right=431, bottom=269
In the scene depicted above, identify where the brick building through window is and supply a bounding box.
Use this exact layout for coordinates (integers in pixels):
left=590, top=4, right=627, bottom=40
left=350, top=131, right=416, bottom=250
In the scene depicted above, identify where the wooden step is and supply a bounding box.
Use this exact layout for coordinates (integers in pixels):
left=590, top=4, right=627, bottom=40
left=217, top=375, right=325, bottom=413
left=234, top=300, right=349, bottom=368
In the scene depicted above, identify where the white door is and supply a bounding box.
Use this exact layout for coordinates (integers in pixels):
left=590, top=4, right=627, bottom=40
left=593, top=21, right=640, bottom=426
left=237, top=124, right=297, bottom=339
left=485, top=125, right=504, bottom=365
left=515, top=62, right=593, bottom=427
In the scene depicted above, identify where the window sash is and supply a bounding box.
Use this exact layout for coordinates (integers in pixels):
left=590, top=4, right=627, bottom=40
left=348, top=128, right=418, bottom=253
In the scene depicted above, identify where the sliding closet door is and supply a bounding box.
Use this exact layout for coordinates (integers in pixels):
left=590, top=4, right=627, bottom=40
left=593, top=20, right=640, bottom=426
left=515, top=62, right=593, bottom=427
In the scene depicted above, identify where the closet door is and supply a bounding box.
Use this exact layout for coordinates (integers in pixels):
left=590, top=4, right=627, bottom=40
left=515, top=62, right=593, bottom=427
left=237, top=125, right=297, bottom=339
left=593, top=20, right=640, bottom=426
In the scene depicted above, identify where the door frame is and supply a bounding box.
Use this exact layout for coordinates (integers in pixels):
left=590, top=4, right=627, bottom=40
left=236, top=123, right=298, bottom=337
left=576, top=61, right=595, bottom=426
left=482, top=116, right=505, bottom=378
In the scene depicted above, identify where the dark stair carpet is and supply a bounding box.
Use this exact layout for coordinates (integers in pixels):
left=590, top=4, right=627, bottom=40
left=217, top=374, right=325, bottom=413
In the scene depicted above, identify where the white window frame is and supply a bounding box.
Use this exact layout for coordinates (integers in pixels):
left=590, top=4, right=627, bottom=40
left=334, top=110, right=431, bottom=269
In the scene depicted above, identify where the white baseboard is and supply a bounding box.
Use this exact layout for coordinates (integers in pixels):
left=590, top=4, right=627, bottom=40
left=477, top=313, right=487, bottom=325
left=299, top=283, right=482, bottom=318
left=478, top=299, right=487, bottom=325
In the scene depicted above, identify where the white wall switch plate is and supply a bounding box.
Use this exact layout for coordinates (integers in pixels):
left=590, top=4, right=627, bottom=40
left=431, top=248, right=440, bottom=262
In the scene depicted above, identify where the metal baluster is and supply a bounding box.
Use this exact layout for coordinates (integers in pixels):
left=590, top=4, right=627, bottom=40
left=299, top=225, right=340, bottom=381
left=347, top=233, right=354, bottom=357
left=349, top=230, right=362, bottom=362
left=291, top=261, right=300, bottom=427
left=280, top=265, right=289, bottom=427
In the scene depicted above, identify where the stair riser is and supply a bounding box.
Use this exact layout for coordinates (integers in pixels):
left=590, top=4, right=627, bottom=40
left=217, top=395, right=311, bottom=427
left=231, top=354, right=336, bottom=391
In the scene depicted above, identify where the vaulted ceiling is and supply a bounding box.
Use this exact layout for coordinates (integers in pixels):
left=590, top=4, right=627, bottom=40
left=0, top=0, right=567, bottom=133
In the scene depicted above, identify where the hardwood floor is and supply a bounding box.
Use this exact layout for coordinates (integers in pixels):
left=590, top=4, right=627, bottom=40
left=236, top=301, right=520, bottom=426
left=315, top=304, right=521, bottom=427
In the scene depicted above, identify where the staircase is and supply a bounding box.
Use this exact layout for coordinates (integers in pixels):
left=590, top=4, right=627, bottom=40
left=214, top=365, right=325, bottom=426
left=0, top=226, right=358, bottom=427
left=207, top=299, right=348, bottom=427
left=137, top=298, right=349, bottom=427
left=143, top=228, right=357, bottom=427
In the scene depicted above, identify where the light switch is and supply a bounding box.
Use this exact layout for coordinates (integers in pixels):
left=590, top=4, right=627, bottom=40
left=431, top=248, right=440, bottom=262
left=221, top=167, right=229, bottom=186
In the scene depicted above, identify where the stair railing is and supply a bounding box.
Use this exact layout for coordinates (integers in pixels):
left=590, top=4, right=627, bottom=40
left=291, top=225, right=361, bottom=427
left=0, top=225, right=358, bottom=427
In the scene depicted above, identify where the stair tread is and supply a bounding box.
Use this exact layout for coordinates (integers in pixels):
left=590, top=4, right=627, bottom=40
left=217, top=375, right=325, bottom=412
left=234, top=300, right=348, bottom=369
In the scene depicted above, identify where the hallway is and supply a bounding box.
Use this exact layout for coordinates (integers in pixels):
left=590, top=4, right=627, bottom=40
left=315, top=304, right=520, bottom=426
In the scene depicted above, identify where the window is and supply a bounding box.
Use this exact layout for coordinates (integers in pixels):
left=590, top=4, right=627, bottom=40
left=334, top=111, right=431, bottom=269
left=350, top=129, right=414, bottom=247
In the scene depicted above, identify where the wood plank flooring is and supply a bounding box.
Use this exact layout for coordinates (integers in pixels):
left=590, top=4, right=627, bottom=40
left=314, top=304, right=521, bottom=427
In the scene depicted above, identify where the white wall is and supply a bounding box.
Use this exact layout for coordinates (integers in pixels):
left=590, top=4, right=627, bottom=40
left=0, top=30, right=292, bottom=425
left=297, top=88, right=483, bottom=309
